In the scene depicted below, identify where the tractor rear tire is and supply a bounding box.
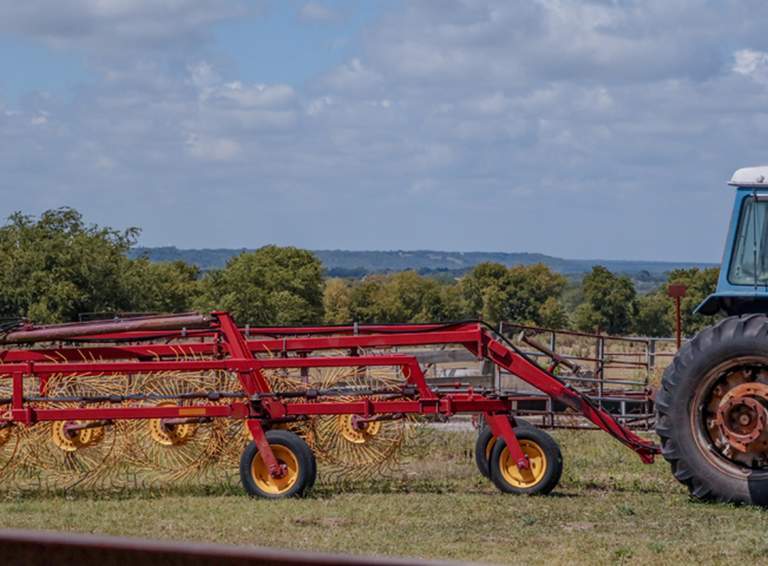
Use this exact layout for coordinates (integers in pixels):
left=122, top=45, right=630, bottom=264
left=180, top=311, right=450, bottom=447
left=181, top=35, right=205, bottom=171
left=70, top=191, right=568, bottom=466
left=474, top=418, right=531, bottom=479
left=656, top=315, right=768, bottom=505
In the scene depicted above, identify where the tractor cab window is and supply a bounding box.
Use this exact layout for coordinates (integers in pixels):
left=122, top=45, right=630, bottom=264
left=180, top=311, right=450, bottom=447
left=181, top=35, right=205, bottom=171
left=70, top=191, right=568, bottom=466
left=729, top=197, right=768, bottom=285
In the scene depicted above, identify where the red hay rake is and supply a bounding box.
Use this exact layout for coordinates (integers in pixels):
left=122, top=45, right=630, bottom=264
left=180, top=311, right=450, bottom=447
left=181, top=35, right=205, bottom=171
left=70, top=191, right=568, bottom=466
left=0, top=312, right=658, bottom=497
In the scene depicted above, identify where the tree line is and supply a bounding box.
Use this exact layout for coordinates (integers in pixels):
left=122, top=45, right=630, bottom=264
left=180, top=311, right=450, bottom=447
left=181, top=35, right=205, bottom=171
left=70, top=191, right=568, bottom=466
left=0, top=208, right=719, bottom=337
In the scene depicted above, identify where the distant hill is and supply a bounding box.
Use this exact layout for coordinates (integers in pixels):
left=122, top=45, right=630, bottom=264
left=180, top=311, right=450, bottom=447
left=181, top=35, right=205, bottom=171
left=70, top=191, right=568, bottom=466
left=128, top=247, right=716, bottom=280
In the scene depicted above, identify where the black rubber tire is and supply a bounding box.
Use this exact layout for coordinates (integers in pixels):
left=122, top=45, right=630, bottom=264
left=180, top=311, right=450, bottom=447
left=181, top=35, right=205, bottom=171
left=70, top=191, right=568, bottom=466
left=656, top=315, right=768, bottom=505
left=489, top=426, right=562, bottom=495
left=239, top=430, right=316, bottom=499
left=474, top=418, right=531, bottom=479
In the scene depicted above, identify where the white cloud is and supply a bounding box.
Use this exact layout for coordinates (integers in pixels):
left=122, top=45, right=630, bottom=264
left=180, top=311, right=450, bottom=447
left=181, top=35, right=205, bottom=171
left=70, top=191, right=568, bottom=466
left=4, top=0, right=768, bottom=259
left=320, top=58, right=382, bottom=92
left=30, top=113, right=49, bottom=126
left=733, top=49, right=768, bottom=85
left=298, top=2, right=338, bottom=23
left=0, top=1, right=250, bottom=59
left=185, top=134, right=241, bottom=161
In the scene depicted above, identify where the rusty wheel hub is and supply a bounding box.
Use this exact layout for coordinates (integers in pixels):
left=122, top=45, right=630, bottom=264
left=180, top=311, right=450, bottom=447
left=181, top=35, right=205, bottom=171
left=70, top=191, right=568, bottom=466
left=716, top=396, right=768, bottom=452
left=703, top=366, right=768, bottom=466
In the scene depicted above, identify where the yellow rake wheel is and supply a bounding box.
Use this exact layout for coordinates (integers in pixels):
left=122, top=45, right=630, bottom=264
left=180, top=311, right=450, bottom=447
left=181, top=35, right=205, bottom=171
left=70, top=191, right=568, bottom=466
left=498, top=440, right=547, bottom=488
left=126, top=371, right=227, bottom=484
left=25, top=373, right=128, bottom=490
left=488, top=426, right=563, bottom=495
left=309, top=366, right=413, bottom=481
left=239, top=429, right=316, bottom=498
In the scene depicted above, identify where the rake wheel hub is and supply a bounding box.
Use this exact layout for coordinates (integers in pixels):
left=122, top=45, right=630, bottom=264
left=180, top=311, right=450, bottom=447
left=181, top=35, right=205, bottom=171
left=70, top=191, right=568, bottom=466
left=337, top=415, right=381, bottom=444
left=148, top=418, right=198, bottom=447
left=51, top=421, right=106, bottom=452
left=0, top=425, right=11, bottom=448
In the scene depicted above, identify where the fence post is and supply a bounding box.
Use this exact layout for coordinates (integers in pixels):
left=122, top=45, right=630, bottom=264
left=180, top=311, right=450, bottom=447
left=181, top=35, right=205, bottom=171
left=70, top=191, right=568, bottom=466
left=595, top=334, right=605, bottom=409
left=648, top=339, right=656, bottom=371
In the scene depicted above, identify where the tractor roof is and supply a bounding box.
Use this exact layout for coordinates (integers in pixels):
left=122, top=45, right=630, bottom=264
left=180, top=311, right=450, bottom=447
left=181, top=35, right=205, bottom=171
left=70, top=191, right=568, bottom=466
left=730, top=166, right=768, bottom=187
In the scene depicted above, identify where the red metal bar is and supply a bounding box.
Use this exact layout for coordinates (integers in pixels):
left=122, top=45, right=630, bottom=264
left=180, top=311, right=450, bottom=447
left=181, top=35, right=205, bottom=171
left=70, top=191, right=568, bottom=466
left=482, top=334, right=657, bottom=462
left=0, top=314, right=659, bottom=464
left=0, top=313, right=212, bottom=344
left=485, top=413, right=528, bottom=470
left=247, top=419, right=284, bottom=478
left=1, top=329, right=484, bottom=363
left=29, top=404, right=240, bottom=422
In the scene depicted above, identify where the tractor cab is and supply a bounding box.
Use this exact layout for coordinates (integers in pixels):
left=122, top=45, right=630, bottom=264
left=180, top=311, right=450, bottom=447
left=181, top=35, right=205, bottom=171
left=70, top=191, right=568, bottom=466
left=697, top=166, right=768, bottom=316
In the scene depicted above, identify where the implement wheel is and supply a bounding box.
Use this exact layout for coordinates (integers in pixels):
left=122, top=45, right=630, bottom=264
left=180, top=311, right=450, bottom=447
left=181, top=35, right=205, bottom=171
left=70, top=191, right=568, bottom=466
left=489, top=426, right=562, bottom=495
left=656, top=315, right=768, bottom=505
left=474, top=418, right=531, bottom=479
left=239, top=430, right=316, bottom=499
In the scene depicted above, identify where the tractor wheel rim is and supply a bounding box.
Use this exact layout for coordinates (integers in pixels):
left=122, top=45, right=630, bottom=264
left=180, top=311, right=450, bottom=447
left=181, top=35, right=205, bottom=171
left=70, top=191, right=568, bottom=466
left=692, top=356, right=768, bottom=473
left=251, top=445, right=300, bottom=495
left=499, top=440, right=547, bottom=488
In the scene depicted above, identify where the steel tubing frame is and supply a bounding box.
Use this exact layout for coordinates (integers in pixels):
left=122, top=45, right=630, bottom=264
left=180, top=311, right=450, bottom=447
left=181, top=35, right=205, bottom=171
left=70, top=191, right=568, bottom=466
left=0, top=312, right=659, bottom=481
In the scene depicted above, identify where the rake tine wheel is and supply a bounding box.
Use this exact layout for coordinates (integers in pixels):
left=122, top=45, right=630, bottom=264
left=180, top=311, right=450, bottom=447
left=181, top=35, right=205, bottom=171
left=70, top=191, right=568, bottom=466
left=310, top=365, right=413, bottom=481
left=25, top=373, right=129, bottom=490
left=125, top=371, right=227, bottom=486
left=0, top=379, right=22, bottom=483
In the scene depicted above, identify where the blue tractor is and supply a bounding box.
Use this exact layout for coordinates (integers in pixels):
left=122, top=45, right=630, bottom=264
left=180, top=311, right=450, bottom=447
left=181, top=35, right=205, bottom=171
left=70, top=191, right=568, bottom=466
left=658, top=166, right=768, bottom=504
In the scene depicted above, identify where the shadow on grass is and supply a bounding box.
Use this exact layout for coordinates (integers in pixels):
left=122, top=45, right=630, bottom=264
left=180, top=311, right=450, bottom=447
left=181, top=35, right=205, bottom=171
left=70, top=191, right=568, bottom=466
left=565, top=479, right=672, bottom=495
left=0, top=476, right=582, bottom=502
left=0, top=474, right=669, bottom=502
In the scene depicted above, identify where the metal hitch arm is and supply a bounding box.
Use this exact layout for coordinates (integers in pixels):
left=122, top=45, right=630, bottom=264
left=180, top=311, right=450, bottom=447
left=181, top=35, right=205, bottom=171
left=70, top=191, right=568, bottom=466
left=483, top=332, right=659, bottom=463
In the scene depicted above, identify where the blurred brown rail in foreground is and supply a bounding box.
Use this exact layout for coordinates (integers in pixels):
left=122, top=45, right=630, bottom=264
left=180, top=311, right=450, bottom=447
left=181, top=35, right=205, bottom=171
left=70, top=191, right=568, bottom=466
left=0, top=528, right=470, bottom=566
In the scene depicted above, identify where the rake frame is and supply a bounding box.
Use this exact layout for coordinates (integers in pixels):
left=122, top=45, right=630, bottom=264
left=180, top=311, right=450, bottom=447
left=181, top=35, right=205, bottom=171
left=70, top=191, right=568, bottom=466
left=0, top=312, right=659, bottom=485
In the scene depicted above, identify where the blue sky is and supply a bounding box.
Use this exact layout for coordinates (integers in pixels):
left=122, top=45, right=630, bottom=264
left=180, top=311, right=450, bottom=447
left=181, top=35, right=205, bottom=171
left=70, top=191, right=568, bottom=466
left=1, top=1, right=768, bottom=262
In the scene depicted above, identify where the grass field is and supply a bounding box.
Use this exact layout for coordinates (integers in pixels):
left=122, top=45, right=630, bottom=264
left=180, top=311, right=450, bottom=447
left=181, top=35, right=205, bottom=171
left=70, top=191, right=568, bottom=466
left=1, top=428, right=767, bottom=565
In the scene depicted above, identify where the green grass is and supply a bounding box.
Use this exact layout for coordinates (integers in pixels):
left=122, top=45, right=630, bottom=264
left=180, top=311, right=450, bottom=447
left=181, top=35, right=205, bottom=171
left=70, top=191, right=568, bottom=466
left=2, top=429, right=768, bottom=565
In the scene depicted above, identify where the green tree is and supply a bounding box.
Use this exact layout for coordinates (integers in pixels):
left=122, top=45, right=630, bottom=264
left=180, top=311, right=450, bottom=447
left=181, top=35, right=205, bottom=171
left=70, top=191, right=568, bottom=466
left=0, top=208, right=139, bottom=323
left=573, top=266, right=637, bottom=335
left=634, top=292, right=673, bottom=337
left=124, top=259, right=201, bottom=314
left=539, top=297, right=568, bottom=329
left=440, top=283, right=470, bottom=321
left=461, top=262, right=567, bottom=324
left=198, top=246, right=324, bottom=325
left=323, top=278, right=352, bottom=323
left=461, top=262, right=509, bottom=320
left=348, top=271, right=450, bottom=323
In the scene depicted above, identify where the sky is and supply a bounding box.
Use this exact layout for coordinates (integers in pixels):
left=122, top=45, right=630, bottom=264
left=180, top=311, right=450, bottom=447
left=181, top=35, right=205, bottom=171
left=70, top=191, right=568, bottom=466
left=1, top=1, right=768, bottom=262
